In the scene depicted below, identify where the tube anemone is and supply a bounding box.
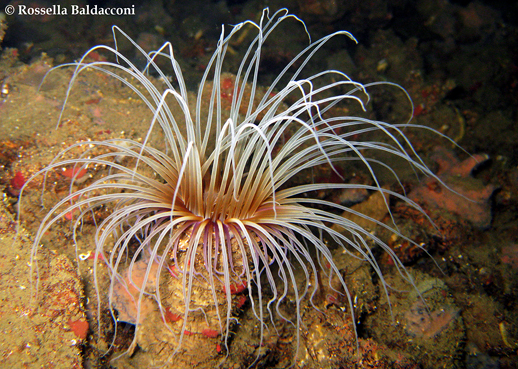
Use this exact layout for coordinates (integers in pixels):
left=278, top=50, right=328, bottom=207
left=20, top=7, right=456, bottom=366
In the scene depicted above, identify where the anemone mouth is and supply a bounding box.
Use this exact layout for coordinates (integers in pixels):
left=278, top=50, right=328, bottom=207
left=16, top=7, right=459, bottom=367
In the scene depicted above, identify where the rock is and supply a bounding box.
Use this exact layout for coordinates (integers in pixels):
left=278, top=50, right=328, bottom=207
left=409, top=147, right=497, bottom=229
left=0, top=199, right=86, bottom=368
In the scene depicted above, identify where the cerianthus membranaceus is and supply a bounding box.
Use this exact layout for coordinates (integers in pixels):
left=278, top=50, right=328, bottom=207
left=20, top=8, right=456, bottom=367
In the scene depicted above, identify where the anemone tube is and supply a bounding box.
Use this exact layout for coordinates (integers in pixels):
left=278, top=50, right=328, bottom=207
left=18, top=7, right=456, bottom=365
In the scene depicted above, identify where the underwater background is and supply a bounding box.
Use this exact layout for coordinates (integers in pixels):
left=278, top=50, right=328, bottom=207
left=0, top=0, right=517, bottom=368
